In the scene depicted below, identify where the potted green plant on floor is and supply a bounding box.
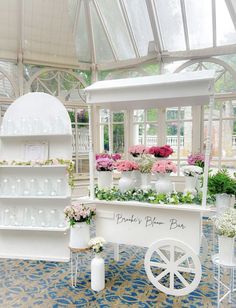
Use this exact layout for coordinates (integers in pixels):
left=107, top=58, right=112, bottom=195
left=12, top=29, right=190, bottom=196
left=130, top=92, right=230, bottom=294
left=207, top=169, right=236, bottom=215
left=212, top=209, right=236, bottom=265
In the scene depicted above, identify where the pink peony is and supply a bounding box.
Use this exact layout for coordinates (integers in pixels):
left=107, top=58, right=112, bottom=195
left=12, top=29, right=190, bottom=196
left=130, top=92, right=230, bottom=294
left=128, top=145, right=147, bottom=157
left=147, top=145, right=173, bottom=158
left=96, top=158, right=114, bottom=171
left=151, top=160, right=177, bottom=174
left=187, top=153, right=205, bottom=168
left=115, top=160, right=139, bottom=172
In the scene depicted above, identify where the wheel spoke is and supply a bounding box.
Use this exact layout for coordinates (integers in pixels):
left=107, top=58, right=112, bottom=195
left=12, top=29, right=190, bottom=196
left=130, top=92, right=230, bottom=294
left=150, top=261, right=168, bottom=269
left=156, top=248, right=169, bottom=264
left=175, top=270, right=190, bottom=287
left=155, top=268, right=169, bottom=282
left=177, top=266, right=196, bottom=274
left=169, top=271, right=174, bottom=290
left=175, top=253, right=190, bottom=266
left=170, top=244, right=175, bottom=263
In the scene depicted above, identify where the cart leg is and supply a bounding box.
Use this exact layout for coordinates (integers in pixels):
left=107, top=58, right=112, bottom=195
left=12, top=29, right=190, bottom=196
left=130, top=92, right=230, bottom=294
left=113, top=243, right=119, bottom=261
left=217, top=264, right=220, bottom=308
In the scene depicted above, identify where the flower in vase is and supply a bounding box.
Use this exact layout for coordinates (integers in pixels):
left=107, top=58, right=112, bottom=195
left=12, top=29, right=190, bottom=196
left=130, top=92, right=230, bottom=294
left=96, top=152, right=122, bottom=161
left=88, top=237, right=106, bottom=253
left=182, top=165, right=203, bottom=177
left=137, top=154, right=155, bottom=173
left=187, top=153, right=205, bottom=168
left=96, top=158, right=114, bottom=171
left=148, top=145, right=173, bottom=158
left=115, top=160, right=139, bottom=172
left=128, top=145, right=147, bottom=157
left=64, top=203, right=96, bottom=226
left=151, top=160, right=177, bottom=174
left=211, top=209, right=236, bottom=237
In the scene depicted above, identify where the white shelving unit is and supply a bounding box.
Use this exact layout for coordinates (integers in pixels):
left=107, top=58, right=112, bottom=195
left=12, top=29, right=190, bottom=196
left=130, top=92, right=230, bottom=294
left=0, top=92, right=72, bottom=262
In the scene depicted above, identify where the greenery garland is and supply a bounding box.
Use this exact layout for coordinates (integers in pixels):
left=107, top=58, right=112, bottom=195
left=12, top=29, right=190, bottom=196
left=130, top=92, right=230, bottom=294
left=95, top=186, right=215, bottom=205
left=0, top=159, right=75, bottom=188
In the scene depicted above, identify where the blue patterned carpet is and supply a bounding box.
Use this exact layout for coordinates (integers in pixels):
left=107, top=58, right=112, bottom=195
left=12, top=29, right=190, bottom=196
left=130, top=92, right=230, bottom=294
left=0, top=221, right=235, bottom=308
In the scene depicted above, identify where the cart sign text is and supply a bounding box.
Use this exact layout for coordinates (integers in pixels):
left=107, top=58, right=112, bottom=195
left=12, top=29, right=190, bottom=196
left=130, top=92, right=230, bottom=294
left=115, top=213, right=186, bottom=230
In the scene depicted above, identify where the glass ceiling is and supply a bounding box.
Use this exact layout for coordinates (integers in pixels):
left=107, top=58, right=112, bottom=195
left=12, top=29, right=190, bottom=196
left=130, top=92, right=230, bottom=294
left=0, top=0, right=235, bottom=70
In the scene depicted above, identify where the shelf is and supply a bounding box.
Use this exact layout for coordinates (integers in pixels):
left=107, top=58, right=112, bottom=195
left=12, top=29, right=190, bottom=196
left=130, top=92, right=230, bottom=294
left=0, top=225, right=69, bottom=232
left=0, top=165, right=67, bottom=169
left=0, top=196, right=70, bottom=199
left=0, top=134, right=71, bottom=139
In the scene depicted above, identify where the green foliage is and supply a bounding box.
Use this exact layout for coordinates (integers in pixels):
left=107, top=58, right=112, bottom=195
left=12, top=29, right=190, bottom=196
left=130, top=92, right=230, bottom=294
left=94, top=186, right=214, bottom=205
left=207, top=169, right=236, bottom=196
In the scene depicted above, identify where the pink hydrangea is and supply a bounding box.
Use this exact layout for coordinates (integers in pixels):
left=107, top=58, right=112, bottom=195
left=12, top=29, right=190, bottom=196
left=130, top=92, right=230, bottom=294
left=96, top=153, right=122, bottom=161
left=96, top=158, right=114, bottom=171
left=148, top=145, right=173, bottom=158
left=115, top=160, right=139, bottom=172
left=151, top=160, right=177, bottom=174
left=187, top=153, right=205, bottom=168
left=128, top=145, right=147, bottom=157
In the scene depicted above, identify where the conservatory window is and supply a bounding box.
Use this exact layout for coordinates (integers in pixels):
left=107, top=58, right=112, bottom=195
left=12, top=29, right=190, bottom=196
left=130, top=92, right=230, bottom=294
left=68, top=107, right=89, bottom=174
left=99, top=109, right=125, bottom=153
left=204, top=99, right=236, bottom=175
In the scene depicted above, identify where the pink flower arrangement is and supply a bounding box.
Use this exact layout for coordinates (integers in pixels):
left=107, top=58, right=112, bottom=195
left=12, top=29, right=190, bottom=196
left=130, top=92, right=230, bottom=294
left=115, top=160, right=139, bottom=172
left=148, top=145, right=173, bottom=158
left=64, top=203, right=96, bottom=226
left=187, top=153, right=205, bottom=168
left=151, top=160, right=177, bottom=174
left=96, top=153, right=122, bottom=161
left=128, top=145, right=147, bottom=157
left=96, top=158, right=114, bottom=171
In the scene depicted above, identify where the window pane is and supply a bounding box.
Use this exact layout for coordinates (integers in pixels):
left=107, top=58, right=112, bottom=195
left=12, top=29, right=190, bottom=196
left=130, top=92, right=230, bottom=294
left=180, top=107, right=192, bottom=120
left=222, top=120, right=236, bottom=159
left=133, top=123, right=144, bottom=145
left=113, top=112, right=124, bottom=123
left=133, top=110, right=144, bottom=122
left=166, top=108, right=178, bottom=121
left=100, top=109, right=109, bottom=123
left=180, top=122, right=192, bottom=158
left=166, top=123, right=178, bottom=158
left=204, top=120, right=220, bottom=157
left=113, top=124, right=124, bottom=153
left=147, top=109, right=158, bottom=122
left=146, top=124, right=158, bottom=146
left=100, top=124, right=109, bottom=151
left=77, top=158, right=89, bottom=174
left=77, top=108, right=89, bottom=124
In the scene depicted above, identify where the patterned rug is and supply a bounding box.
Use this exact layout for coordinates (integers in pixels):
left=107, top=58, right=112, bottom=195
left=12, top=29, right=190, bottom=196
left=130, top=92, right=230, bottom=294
left=0, top=221, right=234, bottom=308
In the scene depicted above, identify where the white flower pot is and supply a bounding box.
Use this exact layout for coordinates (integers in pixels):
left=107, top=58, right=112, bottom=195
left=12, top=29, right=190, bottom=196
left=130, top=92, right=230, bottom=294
left=91, top=254, right=105, bottom=292
left=155, top=174, right=173, bottom=194
left=118, top=171, right=134, bottom=193
left=184, top=176, right=197, bottom=195
left=218, top=236, right=235, bottom=265
left=97, top=171, right=113, bottom=190
left=140, top=173, right=152, bottom=190
left=132, top=170, right=141, bottom=188
left=69, top=222, right=90, bottom=249
left=216, top=193, right=231, bottom=216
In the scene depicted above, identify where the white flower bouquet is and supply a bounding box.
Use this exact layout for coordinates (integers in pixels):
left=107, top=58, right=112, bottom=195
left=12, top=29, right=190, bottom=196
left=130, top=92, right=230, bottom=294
left=88, top=237, right=106, bottom=254
left=211, top=209, right=236, bottom=238
left=182, top=165, right=203, bottom=177
left=137, top=154, right=155, bottom=173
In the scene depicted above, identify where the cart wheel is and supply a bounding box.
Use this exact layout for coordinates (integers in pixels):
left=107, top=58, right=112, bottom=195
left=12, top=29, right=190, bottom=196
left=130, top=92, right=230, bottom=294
left=144, top=238, right=202, bottom=296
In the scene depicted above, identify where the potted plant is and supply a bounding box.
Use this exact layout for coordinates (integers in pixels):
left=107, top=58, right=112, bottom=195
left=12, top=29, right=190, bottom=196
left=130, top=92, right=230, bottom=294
left=151, top=160, right=177, bottom=194
left=64, top=203, right=96, bottom=249
left=207, top=169, right=236, bottom=215
left=128, top=145, right=147, bottom=158
left=182, top=165, right=203, bottom=195
left=147, top=145, right=173, bottom=158
left=137, top=154, right=155, bottom=190
left=89, top=237, right=106, bottom=292
left=96, top=157, right=114, bottom=190
left=115, top=160, right=139, bottom=193
left=187, top=152, right=205, bottom=168
left=212, top=209, right=236, bottom=265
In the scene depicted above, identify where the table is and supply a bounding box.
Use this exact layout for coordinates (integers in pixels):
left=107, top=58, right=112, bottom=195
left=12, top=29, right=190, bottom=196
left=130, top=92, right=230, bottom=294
left=212, top=254, right=236, bottom=307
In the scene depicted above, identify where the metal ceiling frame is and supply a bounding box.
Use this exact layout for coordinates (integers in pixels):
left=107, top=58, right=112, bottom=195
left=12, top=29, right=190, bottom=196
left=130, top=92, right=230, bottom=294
left=118, top=0, right=140, bottom=59
left=212, top=0, right=217, bottom=47
left=225, top=0, right=236, bottom=30
left=180, top=0, right=190, bottom=51
left=93, top=0, right=118, bottom=61
left=84, top=0, right=96, bottom=64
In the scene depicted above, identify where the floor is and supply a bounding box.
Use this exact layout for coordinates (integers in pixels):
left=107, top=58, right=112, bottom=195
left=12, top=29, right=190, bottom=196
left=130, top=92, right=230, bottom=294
left=0, top=221, right=235, bottom=308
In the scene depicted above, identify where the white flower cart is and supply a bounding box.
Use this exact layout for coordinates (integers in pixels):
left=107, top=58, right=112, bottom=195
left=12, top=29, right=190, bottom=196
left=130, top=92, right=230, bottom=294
left=82, top=70, right=215, bottom=296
